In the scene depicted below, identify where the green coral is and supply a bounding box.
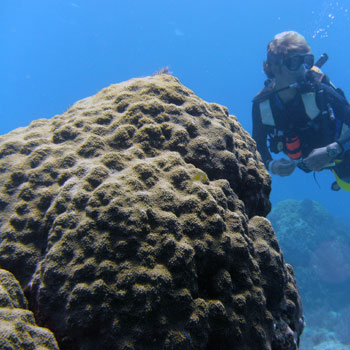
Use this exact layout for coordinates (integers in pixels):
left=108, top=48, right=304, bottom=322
left=0, top=75, right=301, bottom=349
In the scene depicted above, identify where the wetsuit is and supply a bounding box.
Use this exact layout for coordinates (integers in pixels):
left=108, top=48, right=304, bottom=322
left=252, top=74, right=350, bottom=173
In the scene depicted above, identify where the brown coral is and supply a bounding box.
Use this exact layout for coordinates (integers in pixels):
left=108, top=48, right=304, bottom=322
left=0, top=75, right=302, bottom=349
left=0, top=268, right=59, bottom=349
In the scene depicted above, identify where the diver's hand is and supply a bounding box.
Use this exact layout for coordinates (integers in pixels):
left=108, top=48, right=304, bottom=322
left=303, top=146, right=331, bottom=171
left=270, top=158, right=296, bottom=177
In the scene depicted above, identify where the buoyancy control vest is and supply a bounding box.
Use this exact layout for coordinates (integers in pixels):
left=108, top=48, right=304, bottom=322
left=253, top=68, right=348, bottom=160
left=254, top=67, right=350, bottom=191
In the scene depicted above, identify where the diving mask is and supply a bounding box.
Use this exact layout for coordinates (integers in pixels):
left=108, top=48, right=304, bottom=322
left=283, top=54, right=314, bottom=71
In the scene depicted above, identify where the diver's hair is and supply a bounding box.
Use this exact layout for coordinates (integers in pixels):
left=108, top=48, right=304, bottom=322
left=263, top=31, right=311, bottom=78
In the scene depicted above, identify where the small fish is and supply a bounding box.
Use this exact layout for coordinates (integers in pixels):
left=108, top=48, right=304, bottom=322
left=191, top=172, right=208, bottom=183
left=152, top=66, right=173, bottom=76
left=183, top=330, right=191, bottom=341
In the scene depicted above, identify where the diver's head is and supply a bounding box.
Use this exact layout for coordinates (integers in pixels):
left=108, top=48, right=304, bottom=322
left=263, top=31, right=312, bottom=83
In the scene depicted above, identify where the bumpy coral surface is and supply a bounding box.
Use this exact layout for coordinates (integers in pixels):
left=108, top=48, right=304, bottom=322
left=0, top=269, right=59, bottom=350
left=0, top=74, right=302, bottom=349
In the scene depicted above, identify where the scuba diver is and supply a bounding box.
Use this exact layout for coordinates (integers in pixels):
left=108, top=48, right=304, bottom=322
left=252, top=31, right=350, bottom=191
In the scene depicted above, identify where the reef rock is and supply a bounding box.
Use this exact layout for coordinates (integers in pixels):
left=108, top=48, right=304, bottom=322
left=0, top=268, right=59, bottom=349
left=0, top=74, right=302, bottom=349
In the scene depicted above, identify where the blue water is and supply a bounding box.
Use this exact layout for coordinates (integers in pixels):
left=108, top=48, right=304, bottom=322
left=0, top=0, right=350, bottom=344
left=1, top=2, right=350, bottom=347
left=2, top=1, right=349, bottom=220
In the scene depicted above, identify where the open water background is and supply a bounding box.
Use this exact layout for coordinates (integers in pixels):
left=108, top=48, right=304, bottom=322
left=1, top=1, right=350, bottom=348
left=2, top=0, right=350, bottom=220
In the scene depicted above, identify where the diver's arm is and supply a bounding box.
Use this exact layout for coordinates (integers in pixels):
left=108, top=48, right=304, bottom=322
left=252, top=103, right=273, bottom=169
left=303, top=85, right=350, bottom=170
left=337, top=128, right=350, bottom=147
left=252, top=104, right=296, bottom=176
left=323, top=84, right=350, bottom=147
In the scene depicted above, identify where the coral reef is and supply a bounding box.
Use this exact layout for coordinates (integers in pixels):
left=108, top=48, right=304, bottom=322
left=336, top=305, right=350, bottom=345
left=268, top=199, right=350, bottom=313
left=0, top=74, right=302, bottom=349
left=0, top=268, right=59, bottom=349
left=268, top=199, right=350, bottom=349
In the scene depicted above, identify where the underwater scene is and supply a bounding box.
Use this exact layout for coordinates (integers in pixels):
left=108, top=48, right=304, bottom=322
left=1, top=1, right=350, bottom=349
